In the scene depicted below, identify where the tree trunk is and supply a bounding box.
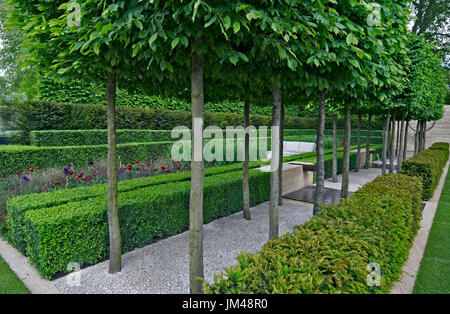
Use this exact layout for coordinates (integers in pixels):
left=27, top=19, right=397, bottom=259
left=389, top=113, right=396, bottom=174
left=243, top=100, right=251, bottom=220
left=106, top=72, right=121, bottom=274
left=417, top=120, right=423, bottom=153
left=422, top=121, right=426, bottom=151
left=332, top=114, right=338, bottom=182
left=340, top=106, right=351, bottom=199
left=397, top=119, right=405, bottom=173
left=364, top=114, right=371, bottom=169
left=355, top=113, right=362, bottom=172
left=403, top=120, right=409, bottom=161
left=382, top=112, right=390, bottom=175
left=395, top=120, right=400, bottom=157
left=414, top=121, right=419, bottom=155
left=278, top=103, right=284, bottom=206
left=189, top=52, right=204, bottom=294
left=314, top=93, right=326, bottom=214
left=269, top=80, right=281, bottom=240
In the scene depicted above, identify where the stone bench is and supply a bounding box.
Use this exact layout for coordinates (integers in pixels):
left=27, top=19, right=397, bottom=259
left=257, top=162, right=314, bottom=195
left=266, top=141, right=316, bottom=159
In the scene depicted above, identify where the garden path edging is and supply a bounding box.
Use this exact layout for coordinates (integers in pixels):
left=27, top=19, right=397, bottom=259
left=390, top=157, right=450, bottom=294
left=0, top=237, right=60, bottom=294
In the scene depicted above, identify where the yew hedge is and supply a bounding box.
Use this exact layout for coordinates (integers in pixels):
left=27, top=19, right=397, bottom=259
left=401, top=142, right=449, bottom=200
left=204, top=174, right=423, bottom=294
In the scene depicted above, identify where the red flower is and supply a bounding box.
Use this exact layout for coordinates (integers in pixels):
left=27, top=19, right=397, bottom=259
left=81, top=177, right=87, bottom=181
left=135, top=167, right=140, bottom=171
left=161, top=166, right=165, bottom=170
left=135, top=160, right=140, bottom=164
left=36, top=166, right=41, bottom=170
left=146, top=163, right=151, bottom=167
left=153, top=168, right=158, bottom=171
left=177, top=166, right=181, bottom=170
left=68, top=171, right=74, bottom=175
left=86, top=176, right=91, bottom=180
left=165, top=169, right=170, bottom=173
left=127, top=164, right=132, bottom=170
left=29, top=167, right=34, bottom=172
left=54, top=181, right=61, bottom=186
left=15, top=171, right=20, bottom=175
left=78, top=172, right=83, bottom=177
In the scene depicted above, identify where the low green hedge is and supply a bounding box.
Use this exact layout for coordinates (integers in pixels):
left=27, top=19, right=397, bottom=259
left=6, top=149, right=319, bottom=253
left=204, top=173, right=422, bottom=294
left=401, top=142, right=449, bottom=200
left=22, top=169, right=271, bottom=278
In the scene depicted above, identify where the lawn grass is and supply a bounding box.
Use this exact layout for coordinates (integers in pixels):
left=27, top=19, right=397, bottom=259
left=413, top=168, right=450, bottom=294
left=0, top=254, right=30, bottom=294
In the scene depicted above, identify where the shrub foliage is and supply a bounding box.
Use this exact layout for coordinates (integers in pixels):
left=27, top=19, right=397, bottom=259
left=401, top=142, right=449, bottom=200
left=204, top=174, right=423, bottom=294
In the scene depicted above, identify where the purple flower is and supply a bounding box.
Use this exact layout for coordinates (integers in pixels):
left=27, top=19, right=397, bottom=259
left=88, top=159, right=94, bottom=166
left=63, top=167, right=70, bottom=175
left=22, top=176, right=30, bottom=182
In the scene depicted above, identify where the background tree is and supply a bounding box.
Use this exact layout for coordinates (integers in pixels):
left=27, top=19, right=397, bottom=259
left=410, top=0, right=449, bottom=65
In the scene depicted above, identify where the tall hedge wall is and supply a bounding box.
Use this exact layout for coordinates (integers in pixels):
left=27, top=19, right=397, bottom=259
left=3, top=101, right=384, bottom=144
left=29, top=128, right=384, bottom=147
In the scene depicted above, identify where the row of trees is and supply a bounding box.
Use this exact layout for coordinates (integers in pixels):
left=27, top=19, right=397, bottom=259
left=7, top=0, right=447, bottom=293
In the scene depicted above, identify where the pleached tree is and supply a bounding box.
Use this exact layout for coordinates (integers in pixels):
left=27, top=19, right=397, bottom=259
left=7, top=0, right=158, bottom=274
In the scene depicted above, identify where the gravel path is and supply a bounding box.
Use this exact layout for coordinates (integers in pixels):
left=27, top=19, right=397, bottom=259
left=53, top=168, right=382, bottom=294
left=53, top=200, right=313, bottom=294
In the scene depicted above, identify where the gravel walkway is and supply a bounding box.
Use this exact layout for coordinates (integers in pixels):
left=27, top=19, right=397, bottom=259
left=53, top=168, right=382, bottom=294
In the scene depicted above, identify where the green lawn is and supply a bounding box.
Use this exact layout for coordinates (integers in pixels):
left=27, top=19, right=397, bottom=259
left=0, top=254, right=30, bottom=294
left=413, top=168, right=450, bottom=294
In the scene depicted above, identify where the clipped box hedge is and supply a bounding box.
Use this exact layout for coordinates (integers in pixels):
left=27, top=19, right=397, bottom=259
left=204, top=174, right=422, bottom=294
left=401, top=142, right=449, bottom=200
left=6, top=149, right=320, bottom=254
left=22, top=170, right=271, bottom=279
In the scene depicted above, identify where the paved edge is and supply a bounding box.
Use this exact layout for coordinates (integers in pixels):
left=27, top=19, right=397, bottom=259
left=0, top=237, right=60, bottom=294
left=390, top=157, right=450, bottom=294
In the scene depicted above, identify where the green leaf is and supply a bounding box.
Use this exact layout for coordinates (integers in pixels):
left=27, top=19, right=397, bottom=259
left=223, top=16, right=231, bottom=30
left=171, top=38, right=180, bottom=50
left=233, top=21, right=240, bottom=34
left=149, top=33, right=158, bottom=50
